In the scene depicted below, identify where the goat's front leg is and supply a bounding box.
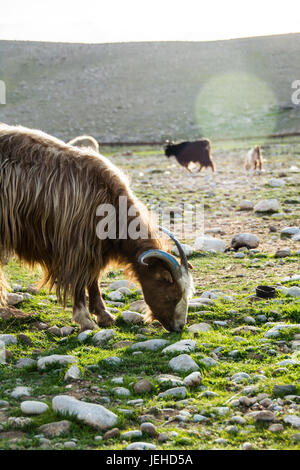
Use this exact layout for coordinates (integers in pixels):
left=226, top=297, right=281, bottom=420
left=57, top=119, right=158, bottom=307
left=73, top=287, right=98, bottom=331
left=88, top=280, right=116, bottom=327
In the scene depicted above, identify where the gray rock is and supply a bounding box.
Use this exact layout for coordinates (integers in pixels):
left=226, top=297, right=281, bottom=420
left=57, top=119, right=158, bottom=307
left=231, top=233, right=259, bottom=250
left=158, top=386, right=187, bottom=399
left=283, top=415, right=300, bottom=428
left=7, top=293, right=24, bottom=305
left=37, top=355, right=77, bottom=370
left=92, top=329, right=115, bottom=345
left=247, top=410, right=275, bottom=422
left=122, top=430, right=142, bottom=440
left=113, top=387, right=130, bottom=397
left=121, top=310, right=144, bottom=324
left=231, top=372, right=251, bottom=383
left=169, top=354, right=199, bottom=372
left=52, top=395, right=118, bottom=430
left=187, top=322, right=211, bottom=333
left=273, top=384, right=296, bottom=396
left=15, top=358, right=37, bottom=369
left=38, top=420, right=72, bottom=437
left=200, top=357, right=218, bottom=367
left=64, top=365, right=81, bottom=381
left=183, top=371, right=202, bottom=387
left=21, top=401, right=48, bottom=415
left=131, top=339, right=169, bottom=351
left=254, top=199, right=280, bottom=213
left=140, top=422, right=157, bottom=437
left=133, top=379, right=152, bottom=394
left=162, top=339, right=196, bottom=354
left=126, top=442, right=156, bottom=450
left=11, top=386, right=32, bottom=399
left=0, top=334, right=17, bottom=346
left=77, top=330, right=93, bottom=343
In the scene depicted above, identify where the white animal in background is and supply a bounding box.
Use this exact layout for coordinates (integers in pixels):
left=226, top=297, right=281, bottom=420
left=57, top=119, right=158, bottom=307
left=245, top=145, right=263, bottom=171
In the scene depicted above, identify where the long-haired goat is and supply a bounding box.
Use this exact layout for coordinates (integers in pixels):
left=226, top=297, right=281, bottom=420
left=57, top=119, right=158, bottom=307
left=164, top=139, right=215, bottom=173
left=67, top=135, right=99, bottom=152
left=0, top=124, right=194, bottom=332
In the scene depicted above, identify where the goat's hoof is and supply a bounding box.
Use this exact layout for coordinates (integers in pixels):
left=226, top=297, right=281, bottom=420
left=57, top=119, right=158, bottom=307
left=80, top=319, right=98, bottom=332
left=96, top=311, right=116, bottom=327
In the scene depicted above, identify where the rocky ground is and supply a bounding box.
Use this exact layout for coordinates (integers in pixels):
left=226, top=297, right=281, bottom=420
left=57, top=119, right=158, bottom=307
left=0, top=137, right=299, bottom=450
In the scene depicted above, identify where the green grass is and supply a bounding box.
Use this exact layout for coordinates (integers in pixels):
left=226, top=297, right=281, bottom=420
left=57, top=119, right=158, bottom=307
left=0, top=138, right=300, bottom=450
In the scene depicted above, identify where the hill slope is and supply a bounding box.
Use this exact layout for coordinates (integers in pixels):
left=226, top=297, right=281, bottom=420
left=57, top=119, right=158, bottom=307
left=0, top=35, right=300, bottom=142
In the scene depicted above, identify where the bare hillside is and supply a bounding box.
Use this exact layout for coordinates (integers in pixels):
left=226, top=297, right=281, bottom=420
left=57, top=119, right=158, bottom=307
left=0, top=35, right=300, bottom=142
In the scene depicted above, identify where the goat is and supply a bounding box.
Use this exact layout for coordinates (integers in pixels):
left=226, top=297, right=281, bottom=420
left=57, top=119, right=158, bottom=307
left=67, top=135, right=99, bottom=153
left=245, top=145, right=262, bottom=171
left=0, top=124, right=194, bottom=332
left=164, top=139, right=215, bottom=173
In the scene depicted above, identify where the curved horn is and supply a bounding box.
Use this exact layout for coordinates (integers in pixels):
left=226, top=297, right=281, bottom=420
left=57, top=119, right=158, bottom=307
left=138, top=249, right=182, bottom=279
left=159, top=226, right=189, bottom=271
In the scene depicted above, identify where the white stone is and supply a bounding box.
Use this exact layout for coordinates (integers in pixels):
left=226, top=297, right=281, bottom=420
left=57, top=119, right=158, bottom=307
left=286, top=287, right=300, bottom=298
left=281, top=226, right=300, bottom=237
left=11, top=386, right=32, bottom=399
left=0, top=334, right=17, bottom=345
left=268, top=178, right=285, bottom=188
left=7, top=293, right=24, bottom=305
left=231, top=233, right=259, bottom=250
left=183, top=371, right=202, bottom=387
left=121, top=310, right=144, bottom=324
left=162, top=339, right=196, bottom=354
left=113, top=387, right=130, bottom=397
left=283, top=415, right=300, bottom=428
left=254, top=199, right=280, bottom=213
left=122, top=430, right=142, bottom=439
left=158, top=386, right=187, bottom=399
left=37, top=354, right=77, bottom=370
left=231, top=372, right=251, bottom=383
left=77, top=330, right=93, bottom=343
left=200, top=357, right=218, bottom=367
left=126, top=442, right=156, bottom=450
left=194, top=236, right=226, bottom=253
left=214, top=406, right=230, bottom=416
left=239, top=200, right=254, bottom=211
left=92, top=329, right=115, bottom=345
left=21, top=401, right=48, bottom=415
left=64, top=365, right=81, bottom=381
left=169, top=354, right=199, bottom=372
left=16, top=358, right=37, bottom=369
left=172, top=244, right=194, bottom=257
left=52, top=395, right=118, bottom=430
left=157, top=374, right=184, bottom=386
left=107, top=290, right=125, bottom=301
left=130, top=339, right=169, bottom=351
left=187, top=322, right=211, bottom=333
left=108, top=280, right=136, bottom=290
left=111, top=376, right=124, bottom=384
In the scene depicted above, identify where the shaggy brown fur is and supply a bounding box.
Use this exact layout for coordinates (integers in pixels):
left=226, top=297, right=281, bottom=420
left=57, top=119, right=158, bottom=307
left=0, top=124, right=191, bottom=332
left=67, top=135, right=99, bottom=152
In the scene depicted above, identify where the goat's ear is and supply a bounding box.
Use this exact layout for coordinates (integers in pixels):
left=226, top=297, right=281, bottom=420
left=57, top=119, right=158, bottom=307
left=187, top=261, right=194, bottom=270
left=154, top=270, right=173, bottom=283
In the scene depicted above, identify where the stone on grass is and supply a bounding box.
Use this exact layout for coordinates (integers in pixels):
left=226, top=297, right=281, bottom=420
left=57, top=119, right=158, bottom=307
left=121, top=310, right=144, bottom=324
left=187, top=322, right=211, bottom=333
left=157, top=374, right=184, bottom=387
left=11, top=386, right=32, bottom=399
left=269, top=424, right=284, bottom=433
left=239, top=200, right=254, bottom=211
left=126, top=442, right=156, bottom=450
left=64, top=365, right=81, bottom=381
left=103, top=428, right=120, bottom=439
left=92, top=329, right=115, bottom=345
left=162, top=339, right=196, bottom=354
left=286, top=286, right=300, bottom=297
left=52, top=395, right=118, bottom=430
left=140, top=422, right=157, bottom=437
left=0, top=334, right=17, bottom=346
left=200, top=357, right=218, bottom=368
left=273, top=384, right=296, bottom=396
left=172, top=244, right=194, bottom=257
left=113, top=387, right=130, bottom=397
left=15, top=358, right=37, bottom=369
left=231, top=372, right=251, bottom=383
left=158, top=387, right=187, bottom=399
left=130, top=339, right=168, bottom=351
left=169, top=354, right=199, bottom=372
left=7, top=293, right=24, bottom=306
left=275, top=248, right=291, bottom=258
left=133, top=379, right=152, bottom=394
left=184, top=371, right=202, bottom=387
left=246, top=410, right=275, bottom=422
left=193, top=414, right=208, bottom=423
left=283, top=415, right=300, bottom=428
left=37, top=355, right=77, bottom=370
left=281, top=226, right=299, bottom=238
left=103, top=356, right=121, bottom=366
left=122, top=430, right=142, bottom=440
left=254, top=199, right=280, bottom=213
left=107, top=290, right=125, bottom=301
left=38, top=420, right=72, bottom=437
left=231, top=233, right=259, bottom=250
left=21, top=401, right=48, bottom=415
left=268, top=178, right=285, bottom=188
left=194, top=236, right=226, bottom=253
left=61, top=326, right=74, bottom=337
left=77, top=330, right=93, bottom=343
